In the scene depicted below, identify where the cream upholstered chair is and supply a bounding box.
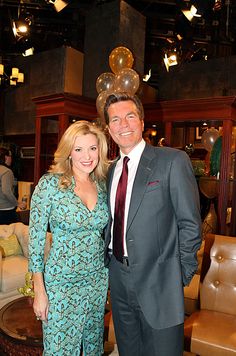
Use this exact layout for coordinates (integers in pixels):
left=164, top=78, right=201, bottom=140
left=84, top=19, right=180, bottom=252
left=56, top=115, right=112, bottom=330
left=184, top=233, right=236, bottom=355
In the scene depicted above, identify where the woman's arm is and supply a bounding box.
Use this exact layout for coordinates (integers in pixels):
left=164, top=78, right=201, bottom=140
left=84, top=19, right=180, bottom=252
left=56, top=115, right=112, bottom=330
left=33, top=272, right=49, bottom=322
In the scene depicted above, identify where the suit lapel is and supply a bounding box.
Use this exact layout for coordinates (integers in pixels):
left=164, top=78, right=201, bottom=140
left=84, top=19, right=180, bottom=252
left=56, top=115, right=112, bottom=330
left=126, top=145, right=156, bottom=231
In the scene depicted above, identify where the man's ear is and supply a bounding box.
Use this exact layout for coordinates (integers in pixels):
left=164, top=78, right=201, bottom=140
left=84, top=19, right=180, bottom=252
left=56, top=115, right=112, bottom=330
left=141, top=120, right=144, bottom=132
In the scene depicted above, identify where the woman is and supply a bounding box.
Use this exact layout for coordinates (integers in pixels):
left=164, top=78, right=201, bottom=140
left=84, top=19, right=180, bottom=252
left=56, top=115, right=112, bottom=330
left=28, top=121, right=109, bottom=356
left=0, top=147, right=25, bottom=224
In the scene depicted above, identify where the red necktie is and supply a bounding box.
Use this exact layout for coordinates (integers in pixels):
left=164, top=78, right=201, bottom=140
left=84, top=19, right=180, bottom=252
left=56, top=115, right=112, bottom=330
left=113, top=156, right=129, bottom=262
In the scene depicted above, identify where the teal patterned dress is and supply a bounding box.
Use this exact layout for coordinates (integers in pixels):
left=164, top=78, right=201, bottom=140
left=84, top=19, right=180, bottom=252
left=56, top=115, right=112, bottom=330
left=28, top=174, right=109, bottom=356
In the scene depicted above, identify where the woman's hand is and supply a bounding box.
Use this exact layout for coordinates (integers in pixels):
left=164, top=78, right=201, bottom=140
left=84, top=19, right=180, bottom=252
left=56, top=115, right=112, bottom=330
left=32, top=272, right=49, bottom=323
left=18, top=201, right=27, bottom=210
left=33, top=291, right=49, bottom=323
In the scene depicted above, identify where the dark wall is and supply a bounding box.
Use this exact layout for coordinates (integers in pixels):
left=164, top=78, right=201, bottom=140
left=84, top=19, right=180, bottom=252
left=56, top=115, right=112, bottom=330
left=3, top=46, right=83, bottom=136
left=158, top=55, right=236, bottom=100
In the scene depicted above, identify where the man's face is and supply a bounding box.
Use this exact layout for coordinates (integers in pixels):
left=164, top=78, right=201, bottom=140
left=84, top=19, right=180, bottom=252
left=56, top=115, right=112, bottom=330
left=107, top=100, right=144, bottom=155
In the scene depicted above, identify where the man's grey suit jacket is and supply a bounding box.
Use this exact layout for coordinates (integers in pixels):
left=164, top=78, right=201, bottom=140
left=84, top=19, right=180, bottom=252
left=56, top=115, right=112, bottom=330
left=105, top=144, right=202, bottom=329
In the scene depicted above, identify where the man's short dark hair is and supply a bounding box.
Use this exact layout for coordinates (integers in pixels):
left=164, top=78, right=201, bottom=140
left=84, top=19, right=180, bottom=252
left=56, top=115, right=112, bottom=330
left=104, top=92, right=144, bottom=125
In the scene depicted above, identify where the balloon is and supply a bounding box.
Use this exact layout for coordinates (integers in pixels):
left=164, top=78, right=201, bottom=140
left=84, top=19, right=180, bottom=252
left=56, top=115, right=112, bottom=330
left=201, top=127, right=220, bottom=152
left=96, top=90, right=111, bottom=122
left=109, top=46, right=134, bottom=74
left=113, top=68, right=140, bottom=95
left=96, top=72, right=115, bottom=94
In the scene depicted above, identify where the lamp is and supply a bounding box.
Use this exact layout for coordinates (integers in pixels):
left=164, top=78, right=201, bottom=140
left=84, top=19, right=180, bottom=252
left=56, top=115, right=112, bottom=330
left=0, top=63, right=24, bottom=86
left=47, top=0, right=69, bottom=12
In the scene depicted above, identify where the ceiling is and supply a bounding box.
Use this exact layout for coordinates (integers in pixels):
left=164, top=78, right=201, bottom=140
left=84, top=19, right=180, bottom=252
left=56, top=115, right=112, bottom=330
left=1, top=0, right=236, bottom=88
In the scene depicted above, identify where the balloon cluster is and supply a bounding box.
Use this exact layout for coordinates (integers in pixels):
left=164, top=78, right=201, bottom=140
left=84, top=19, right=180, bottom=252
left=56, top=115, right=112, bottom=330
left=96, top=46, right=140, bottom=121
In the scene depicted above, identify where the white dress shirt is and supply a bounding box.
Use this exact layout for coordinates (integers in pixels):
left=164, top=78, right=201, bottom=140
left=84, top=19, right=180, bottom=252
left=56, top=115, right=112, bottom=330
left=110, top=139, right=146, bottom=256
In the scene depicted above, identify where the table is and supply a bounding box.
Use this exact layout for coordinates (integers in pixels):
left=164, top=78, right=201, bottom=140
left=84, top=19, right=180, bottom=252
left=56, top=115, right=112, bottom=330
left=0, top=297, right=43, bottom=356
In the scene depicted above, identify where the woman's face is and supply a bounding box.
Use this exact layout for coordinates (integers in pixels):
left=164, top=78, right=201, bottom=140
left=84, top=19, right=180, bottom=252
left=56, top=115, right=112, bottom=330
left=70, top=133, right=99, bottom=175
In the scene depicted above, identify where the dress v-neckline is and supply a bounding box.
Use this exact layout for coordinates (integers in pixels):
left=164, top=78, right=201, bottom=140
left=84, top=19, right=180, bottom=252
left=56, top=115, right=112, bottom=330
left=74, top=181, right=99, bottom=213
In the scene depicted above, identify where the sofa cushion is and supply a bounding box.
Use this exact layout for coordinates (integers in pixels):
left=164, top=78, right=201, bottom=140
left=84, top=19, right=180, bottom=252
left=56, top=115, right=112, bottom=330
left=1, top=255, right=28, bottom=293
left=0, top=224, right=15, bottom=238
left=0, top=234, right=23, bottom=257
left=14, top=223, right=29, bottom=258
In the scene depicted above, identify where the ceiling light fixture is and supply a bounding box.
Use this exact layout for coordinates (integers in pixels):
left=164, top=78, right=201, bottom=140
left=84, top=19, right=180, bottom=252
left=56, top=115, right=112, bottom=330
left=22, top=47, right=34, bottom=57
left=143, top=69, right=151, bottom=82
left=12, top=16, right=32, bottom=40
left=182, top=5, right=202, bottom=22
left=163, top=51, right=178, bottom=72
left=47, top=0, right=69, bottom=12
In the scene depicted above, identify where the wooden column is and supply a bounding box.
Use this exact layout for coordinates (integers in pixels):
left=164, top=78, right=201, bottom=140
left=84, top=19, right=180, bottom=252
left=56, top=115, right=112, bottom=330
left=58, top=114, right=69, bottom=141
left=218, top=119, right=232, bottom=234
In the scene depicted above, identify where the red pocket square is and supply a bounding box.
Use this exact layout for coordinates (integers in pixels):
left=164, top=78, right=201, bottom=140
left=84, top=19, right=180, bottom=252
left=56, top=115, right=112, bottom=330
left=147, top=180, right=159, bottom=186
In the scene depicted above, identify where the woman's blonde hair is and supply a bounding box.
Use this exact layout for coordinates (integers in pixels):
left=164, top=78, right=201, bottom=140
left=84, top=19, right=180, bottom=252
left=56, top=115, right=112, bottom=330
left=48, top=120, right=109, bottom=188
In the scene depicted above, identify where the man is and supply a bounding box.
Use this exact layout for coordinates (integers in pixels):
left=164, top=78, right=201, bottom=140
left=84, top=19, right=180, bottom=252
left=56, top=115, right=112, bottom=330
left=104, top=92, right=201, bottom=356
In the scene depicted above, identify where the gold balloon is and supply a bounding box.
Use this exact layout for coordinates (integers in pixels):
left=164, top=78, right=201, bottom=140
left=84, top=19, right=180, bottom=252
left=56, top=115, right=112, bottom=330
left=114, top=68, right=140, bottom=95
left=96, top=90, right=111, bottom=122
left=96, top=72, right=115, bottom=94
left=109, top=46, right=134, bottom=74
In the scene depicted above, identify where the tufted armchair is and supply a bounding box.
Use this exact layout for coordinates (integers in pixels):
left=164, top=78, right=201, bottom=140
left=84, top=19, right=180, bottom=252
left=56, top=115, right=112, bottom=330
left=0, top=222, right=52, bottom=309
left=184, top=233, right=236, bottom=355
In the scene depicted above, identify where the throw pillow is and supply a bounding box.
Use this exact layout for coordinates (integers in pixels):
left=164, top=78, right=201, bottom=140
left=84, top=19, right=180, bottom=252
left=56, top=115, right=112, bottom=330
left=0, top=234, right=23, bottom=257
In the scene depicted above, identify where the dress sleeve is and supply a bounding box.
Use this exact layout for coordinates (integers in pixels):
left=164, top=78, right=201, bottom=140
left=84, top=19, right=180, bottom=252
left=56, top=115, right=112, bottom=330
left=28, top=174, right=56, bottom=273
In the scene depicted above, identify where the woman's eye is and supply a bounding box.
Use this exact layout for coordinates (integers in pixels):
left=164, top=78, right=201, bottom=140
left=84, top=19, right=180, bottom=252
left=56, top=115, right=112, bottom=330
left=75, top=148, right=81, bottom=152
left=91, top=146, right=97, bottom=151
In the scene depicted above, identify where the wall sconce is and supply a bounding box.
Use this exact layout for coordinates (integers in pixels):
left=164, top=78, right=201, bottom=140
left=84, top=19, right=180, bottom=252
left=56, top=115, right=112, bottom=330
left=163, top=51, right=178, bottom=72
left=0, top=64, right=24, bottom=86
left=46, top=0, right=69, bottom=12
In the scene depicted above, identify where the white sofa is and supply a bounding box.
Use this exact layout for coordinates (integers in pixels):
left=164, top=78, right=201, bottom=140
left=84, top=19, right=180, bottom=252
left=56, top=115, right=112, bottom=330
left=0, top=222, right=51, bottom=309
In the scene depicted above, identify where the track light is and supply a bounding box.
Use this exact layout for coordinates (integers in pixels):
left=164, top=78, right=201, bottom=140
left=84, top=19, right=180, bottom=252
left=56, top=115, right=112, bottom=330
left=163, top=51, right=178, bottom=72
left=22, top=47, right=34, bottom=57
left=47, top=0, right=69, bottom=12
left=182, top=5, right=202, bottom=22
left=12, top=16, right=32, bottom=40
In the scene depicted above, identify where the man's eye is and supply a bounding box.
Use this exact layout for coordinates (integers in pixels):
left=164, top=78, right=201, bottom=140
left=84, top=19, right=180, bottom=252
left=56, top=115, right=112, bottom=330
left=127, top=114, right=135, bottom=119
left=111, top=118, right=118, bottom=123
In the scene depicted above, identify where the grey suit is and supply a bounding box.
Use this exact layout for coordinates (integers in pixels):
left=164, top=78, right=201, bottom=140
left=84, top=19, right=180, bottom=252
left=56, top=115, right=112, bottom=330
left=105, top=144, right=201, bottom=354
